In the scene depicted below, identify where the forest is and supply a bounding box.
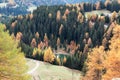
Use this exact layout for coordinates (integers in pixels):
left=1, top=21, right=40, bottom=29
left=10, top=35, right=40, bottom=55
left=5, top=0, right=120, bottom=70
left=1, top=0, right=120, bottom=80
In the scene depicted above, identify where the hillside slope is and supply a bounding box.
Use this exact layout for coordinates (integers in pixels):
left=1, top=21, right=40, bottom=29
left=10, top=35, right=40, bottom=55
left=27, top=58, right=82, bottom=80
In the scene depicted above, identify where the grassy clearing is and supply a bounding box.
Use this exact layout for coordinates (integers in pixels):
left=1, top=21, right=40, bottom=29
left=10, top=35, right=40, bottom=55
left=27, top=58, right=82, bottom=80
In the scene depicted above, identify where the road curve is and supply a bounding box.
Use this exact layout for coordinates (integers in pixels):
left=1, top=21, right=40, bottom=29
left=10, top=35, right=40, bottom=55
left=27, top=60, right=40, bottom=74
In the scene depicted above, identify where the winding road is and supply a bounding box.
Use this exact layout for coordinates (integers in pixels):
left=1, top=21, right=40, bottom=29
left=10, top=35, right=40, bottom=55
left=27, top=60, right=40, bottom=74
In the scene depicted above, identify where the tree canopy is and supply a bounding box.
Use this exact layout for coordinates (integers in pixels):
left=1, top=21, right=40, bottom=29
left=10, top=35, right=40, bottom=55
left=0, top=24, right=30, bottom=80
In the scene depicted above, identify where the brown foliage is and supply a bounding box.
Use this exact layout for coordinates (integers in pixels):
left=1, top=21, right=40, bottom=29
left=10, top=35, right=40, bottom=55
left=77, top=12, right=84, bottom=23
left=29, top=13, right=33, bottom=20
left=64, top=8, right=70, bottom=15
left=89, top=20, right=94, bottom=28
left=85, top=32, right=89, bottom=39
left=18, top=15, right=23, bottom=20
left=57, top=37, right=60, bottom=46
left=95, top=1, right=101, bottom=10
left=44, top=33, right=48, bottom=42
left=82, top=24, right=120, bottom=80
left=16, top=32, right=22, bottom=41
left=111, top=11, right=117, bottom=22
left=62, top=14, right=67, bottom=21
left=69, top=41, right=77, bottom=54
left=91, top=14, right=97, bottom=22
left=88, top=38, right=92, bottom=47
left=102, top=25, right=120, bottom=80
left=31, top=38, right=37, bottom=48
left=35, top=32, right=39, bottom=39
left=56, top=10, right=61, bottom=21
left=59, top=24, right=63, bottom=35
left=118, top=0, right=120, bottom=4
left=38, top=41, right=44, bottom=49
left=11, top=20, right=17, bottom=28
left=44, top=33, right=49, bottom=47
left=48, top=13, right=52, bottom=18
left=104, top=0, right=111, bottom=7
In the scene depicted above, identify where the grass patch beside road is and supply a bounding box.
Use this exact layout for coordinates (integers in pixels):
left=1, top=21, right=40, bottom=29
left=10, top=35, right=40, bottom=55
left=27, top=58, right=82, bottom=80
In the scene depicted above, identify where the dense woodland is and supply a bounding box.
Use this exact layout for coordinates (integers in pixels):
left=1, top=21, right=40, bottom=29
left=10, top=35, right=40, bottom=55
left=5, top=0, right=120, bottom=70
left=0, top=0, right=119, bottom=80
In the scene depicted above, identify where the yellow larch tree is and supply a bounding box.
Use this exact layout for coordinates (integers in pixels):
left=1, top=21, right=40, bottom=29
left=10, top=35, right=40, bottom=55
left=44, top=47, right=55, bottom=63
left=82, top=24, right=120, bottom=80
left=0, top=24, right=30, bottom=80
left=102, top=25, right=120, bottom=80
left=82, top=46, right=105, bottom=80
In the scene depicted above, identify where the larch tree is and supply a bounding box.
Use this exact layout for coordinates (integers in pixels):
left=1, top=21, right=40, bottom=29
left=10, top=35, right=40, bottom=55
left=62, top=14, right=67, bottom=21
left=82, top=24, right=120, bottom=80
left=64, top=8, right=70, bottom=15
left=57, top=37, right=60, bottom=46
left=102, top=25, right=120, bottom=80
left=11, top=20, right=17, bottom=28
left=44, top=33, right=49, bottom=47
left=16, top=32, right=22, bottom=41
left=59, top=24, right=63, bottom=35
left=29, top=13, right=33, bottom=20
left=31, top=38, right=37, bottom=48
left=95, top=1, right=100, bottom=10
left=104, top=0, right=111, bottom=7
left=82, top=46, right=105, bottom=80
left=48, top=13, right=52, bottom=18
left=56, top=57, right=61, bottom=65
left=35, top=32, right=39, bottom=39
left=0, top=24, right=30, bottom=80
left=17, top=15, right=23, bottom=20
left=44, top=47, right=55, bottom=63
left=56, top=10, right=61, bottom=21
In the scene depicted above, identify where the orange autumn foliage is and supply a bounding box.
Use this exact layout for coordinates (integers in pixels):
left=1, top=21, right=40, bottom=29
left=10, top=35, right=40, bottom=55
left=102, top=25, right=120, bottom=80
left=82, top=25, right=120, bottom=80
left=82, top=46, right=105, bottom=80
